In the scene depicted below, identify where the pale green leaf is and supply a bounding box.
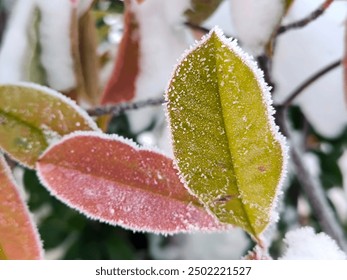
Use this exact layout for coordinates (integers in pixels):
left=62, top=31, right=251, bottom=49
left=166, top=28, right=287, bottom=240
left=0, top=83, right=98, bottom=168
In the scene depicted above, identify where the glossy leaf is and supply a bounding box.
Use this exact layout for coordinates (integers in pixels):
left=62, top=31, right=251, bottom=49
left=37, top=132, right=225, bottom=234
left=0, top=155, right=43, bottom=259
left=166, top=28, right=287, bottom=239
left=186, top=0, right=223, bottom=25
left=0, top=83, right=98, bottom=168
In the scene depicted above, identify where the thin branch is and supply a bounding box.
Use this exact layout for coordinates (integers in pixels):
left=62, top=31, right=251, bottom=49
left=87, top=97, right=165, bottom=117
left=277, top=0, right=334, bottom=35
left=282, top=59, right=342, bottom=108
left=277, top=107, right=347, bottom=252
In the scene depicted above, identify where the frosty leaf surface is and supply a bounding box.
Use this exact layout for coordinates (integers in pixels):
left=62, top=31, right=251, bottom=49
left=37, top=132, right=224, bottom=234
left=0, top=83, right=98, bottom=168
left=166, top=28, right=287, bottom=239
left=0, top=155, right=43, bottom=259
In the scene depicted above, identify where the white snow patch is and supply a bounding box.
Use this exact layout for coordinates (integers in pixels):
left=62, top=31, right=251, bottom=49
left=203, top=0, right=236, bottom=37
left=35, top=0, right=76, bottom=91
left=303, top=152, right=320, bottom=178
left=229, top=0, right=284, bottom=55
left=127, top=0, right=191, bottom=133
left=280, top=227, right=346, bottom=260
left=273, top=0, right=347, bottom=138
left=0, top=0, right=36, bottom=83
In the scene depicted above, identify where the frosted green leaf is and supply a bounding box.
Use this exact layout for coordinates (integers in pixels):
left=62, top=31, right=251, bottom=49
left=0, top=83, right=98, bottom=168
left=166, top=28, right=287, bottom=240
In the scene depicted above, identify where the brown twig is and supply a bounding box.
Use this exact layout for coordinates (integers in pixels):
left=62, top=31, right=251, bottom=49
left=277, top=0, right=334, bottom=35
left=277, top=107, right=347, bottom=252
left=281, top=59, right=342, bottom=108
left=87, top=97, right=165, bottom=117
left=184, top=22, right=211, bottom=35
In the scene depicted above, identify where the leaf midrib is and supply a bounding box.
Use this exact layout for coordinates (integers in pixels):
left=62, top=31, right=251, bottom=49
left=212, top=34, right=256, bottom=237
left=40, top=157, right=206, bottom=210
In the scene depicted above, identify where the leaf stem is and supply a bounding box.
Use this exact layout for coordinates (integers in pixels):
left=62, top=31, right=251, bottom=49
left=277, top=107, right=347, bottom=252
left=281, top=59, right=342, bottom=108
left=277, top=0, right=334, bottom=35
left=87, top=97, right=165, bottom=117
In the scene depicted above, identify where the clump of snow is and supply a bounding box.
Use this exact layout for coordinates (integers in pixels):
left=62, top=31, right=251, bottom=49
left=203, top=0, right=236, bottom=37
left=0, top=0, right=91, bottom=92
left=280, top=227, right=346, bottom=260
left=273, top=0, right=347, bottom=138
left=229, top=0, right=284, bottom=55
left=127, top=0, right=191, bottom=133
left=0, top=0, right=36, bottom=83
left=35, top=0, right=76, bottom=91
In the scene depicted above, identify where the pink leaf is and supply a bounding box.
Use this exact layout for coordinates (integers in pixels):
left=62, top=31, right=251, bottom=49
left=37, top=132, right=225, bottom=234
left=101, top=1, right=139, bottom=105
left=0, top=155, right=43, bottom=260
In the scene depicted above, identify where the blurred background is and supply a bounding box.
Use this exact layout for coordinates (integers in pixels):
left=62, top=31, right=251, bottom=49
left=0, top=0, right=346, bottom=259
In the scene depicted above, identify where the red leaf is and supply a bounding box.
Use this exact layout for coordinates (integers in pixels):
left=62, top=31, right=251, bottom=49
left=37, top=132, right=225, bottom=234
left=101, top=1, right=139, bottom=105
left=0, top=155, right=43, bottom=259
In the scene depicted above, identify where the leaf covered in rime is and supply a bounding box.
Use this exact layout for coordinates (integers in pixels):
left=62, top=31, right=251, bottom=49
left=0, top=82, right=98, bottom=168
left=37, top=132, right=225, bottom=234
left=0, top=155, right=43, bottom=259
left=165, top=27, right=287, bottom=240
